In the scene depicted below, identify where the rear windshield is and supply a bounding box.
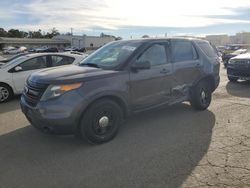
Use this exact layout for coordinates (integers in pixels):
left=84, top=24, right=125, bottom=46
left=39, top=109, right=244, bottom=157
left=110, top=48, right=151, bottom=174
left=197, top=42, right=217, bottom=58
left=0, top=56, right=27, bottom=69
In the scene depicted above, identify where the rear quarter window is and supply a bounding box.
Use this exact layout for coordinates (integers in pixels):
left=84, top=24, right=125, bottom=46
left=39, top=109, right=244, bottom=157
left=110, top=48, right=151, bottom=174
left=197, top=42, right=217, bottom=58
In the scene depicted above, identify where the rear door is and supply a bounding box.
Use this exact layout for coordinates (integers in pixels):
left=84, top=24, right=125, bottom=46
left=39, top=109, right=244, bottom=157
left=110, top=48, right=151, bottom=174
left=12, top=55, right=49, bottom=93
left=170, top=40, right=202, bottom=97
left=129, top=43, right=173, bottom=110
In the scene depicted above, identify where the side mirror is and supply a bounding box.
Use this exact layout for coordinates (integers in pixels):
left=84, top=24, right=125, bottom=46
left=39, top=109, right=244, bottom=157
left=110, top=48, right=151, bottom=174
left=131, top=61, right=151, bottom=70
left=14, top=66, right=23, bottom=72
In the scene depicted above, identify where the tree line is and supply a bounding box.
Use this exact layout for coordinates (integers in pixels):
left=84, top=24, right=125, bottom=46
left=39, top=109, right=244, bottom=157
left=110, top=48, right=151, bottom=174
left=0, top=28, right=60, bottom=39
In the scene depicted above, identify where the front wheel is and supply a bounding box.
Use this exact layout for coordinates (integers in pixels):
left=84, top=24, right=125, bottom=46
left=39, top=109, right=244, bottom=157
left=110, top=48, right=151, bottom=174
left=190, top=81, right=212, bottom=110
left=77, top=99, right=123, bottom=144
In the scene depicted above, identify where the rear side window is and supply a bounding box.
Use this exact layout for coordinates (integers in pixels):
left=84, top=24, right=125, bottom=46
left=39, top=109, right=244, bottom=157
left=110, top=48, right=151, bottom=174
left=171, top=41, right=197, bottom=62
left=197, top=42, right=217, bottom=58
left=51, top=55, right=75, bottom=67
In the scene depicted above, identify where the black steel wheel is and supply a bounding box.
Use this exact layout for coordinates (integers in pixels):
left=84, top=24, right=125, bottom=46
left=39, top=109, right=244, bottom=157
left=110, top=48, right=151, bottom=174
left=77, top=99, right=123, bottom=144
left=190, top=80, right=212, bottom=110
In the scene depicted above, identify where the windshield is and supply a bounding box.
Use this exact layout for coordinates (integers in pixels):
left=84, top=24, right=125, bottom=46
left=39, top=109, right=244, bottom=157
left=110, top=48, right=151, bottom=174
left=79, top=41, right=141, bottom=69
left=0, top=56, right=27, bottom=69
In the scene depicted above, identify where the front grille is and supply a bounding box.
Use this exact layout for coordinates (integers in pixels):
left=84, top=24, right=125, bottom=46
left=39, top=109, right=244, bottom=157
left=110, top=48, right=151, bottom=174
left=227, top=68, right=250, bottom=78
left=232, top=59, right=250, bottom=68
left=23, top=80, right=48, bottom=107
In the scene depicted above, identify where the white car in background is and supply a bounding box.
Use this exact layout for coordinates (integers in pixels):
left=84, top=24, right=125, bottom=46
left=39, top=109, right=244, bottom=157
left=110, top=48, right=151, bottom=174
left=0, top=53, right=86, bottom=102
left=3, top=46, right=27, bottom=54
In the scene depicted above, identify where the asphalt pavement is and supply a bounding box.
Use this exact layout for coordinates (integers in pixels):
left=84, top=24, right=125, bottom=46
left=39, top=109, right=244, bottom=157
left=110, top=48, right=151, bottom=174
left=0, top=66, right=250, bottom=188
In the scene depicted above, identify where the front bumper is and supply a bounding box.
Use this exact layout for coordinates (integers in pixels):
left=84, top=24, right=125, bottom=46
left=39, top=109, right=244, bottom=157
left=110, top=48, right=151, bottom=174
left=20, top=91, right=86, bottom=135
left=227, top=66, right=250, bottom=80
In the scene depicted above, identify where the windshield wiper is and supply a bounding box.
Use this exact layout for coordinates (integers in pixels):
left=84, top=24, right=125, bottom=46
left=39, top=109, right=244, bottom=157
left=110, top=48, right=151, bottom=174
left=80, top=63, right=100, bottom=68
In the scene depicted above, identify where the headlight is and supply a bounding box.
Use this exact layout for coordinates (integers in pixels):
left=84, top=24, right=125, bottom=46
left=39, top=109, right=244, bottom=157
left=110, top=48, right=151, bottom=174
left=228, top=59, right=235, bottom=64
left=41, top=83, right=82, bottom=101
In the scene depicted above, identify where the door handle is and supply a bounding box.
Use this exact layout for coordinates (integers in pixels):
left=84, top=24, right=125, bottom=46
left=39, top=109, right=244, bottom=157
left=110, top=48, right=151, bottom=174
left=160, top=69, right=170, bottom=74
left=195, top=63, right=201, bottom=67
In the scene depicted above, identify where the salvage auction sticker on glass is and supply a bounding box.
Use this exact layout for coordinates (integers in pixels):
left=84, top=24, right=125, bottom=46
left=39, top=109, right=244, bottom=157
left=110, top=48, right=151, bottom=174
left=122, top=46, right=136, bottom=51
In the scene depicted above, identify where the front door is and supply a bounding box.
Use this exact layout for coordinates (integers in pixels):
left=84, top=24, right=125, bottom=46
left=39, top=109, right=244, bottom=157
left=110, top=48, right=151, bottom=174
left=12, top=55, right=48, bottom=93
left=129, top=43, right=173, bottom=110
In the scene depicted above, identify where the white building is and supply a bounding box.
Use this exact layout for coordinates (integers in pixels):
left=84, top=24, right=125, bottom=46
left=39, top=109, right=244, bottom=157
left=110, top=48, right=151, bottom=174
left=53, top=35, right=115, bottom=49
left=205, top=35, right=230, bottom=46
left=231, top=32, right=250, bottom=44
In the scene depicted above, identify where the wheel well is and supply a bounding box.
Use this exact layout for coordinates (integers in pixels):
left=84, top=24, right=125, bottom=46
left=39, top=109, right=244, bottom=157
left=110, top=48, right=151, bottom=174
left=84, top=95, right=128, bottom=119
left=0, top=82, right=14, bottom=94
left=197, top=76, right=215, bottom=91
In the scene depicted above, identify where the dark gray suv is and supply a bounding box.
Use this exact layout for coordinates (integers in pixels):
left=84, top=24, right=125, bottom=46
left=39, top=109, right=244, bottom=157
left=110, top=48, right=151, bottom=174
left=21, top=38, right=220, bottom=144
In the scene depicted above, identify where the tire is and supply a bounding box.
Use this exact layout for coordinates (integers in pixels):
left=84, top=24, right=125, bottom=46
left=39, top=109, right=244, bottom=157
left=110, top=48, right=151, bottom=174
left=190, top=80, right=212, bottom=111
left=77, top=99, right=123, bottom=144
left=0, top=83, right=13, bottom=103
left=228, top=76, right=238, bottom=82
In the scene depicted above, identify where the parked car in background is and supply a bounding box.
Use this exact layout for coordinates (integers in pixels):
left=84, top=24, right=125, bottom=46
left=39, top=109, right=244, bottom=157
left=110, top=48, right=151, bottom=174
left=36, top=47, right=59, bottom=53
left=64, top=47, right=86, bottom=53
left=3, top=46, right=27, bottom=54
left=0, top=55, right=7, bottom=62
left=0, top=53, right=86, bottom=102
left=227, top=49, right=250, bottom=82
left=20, top=38, right=220, bottom=144
left=3, top=46, right=16, bottom=54
left=222, top=49, right=247, bottom=67
left=64, top=47, right=78, bottom=52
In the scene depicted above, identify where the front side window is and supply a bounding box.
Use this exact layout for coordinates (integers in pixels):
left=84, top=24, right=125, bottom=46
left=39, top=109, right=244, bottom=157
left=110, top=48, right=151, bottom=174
left=51, top=55, right=75, bottom=67
left=19, top=56, right=47, bottom=71
left=136, top=44, right=167, bottom=66
left=171, top=41, right=197, bottom=62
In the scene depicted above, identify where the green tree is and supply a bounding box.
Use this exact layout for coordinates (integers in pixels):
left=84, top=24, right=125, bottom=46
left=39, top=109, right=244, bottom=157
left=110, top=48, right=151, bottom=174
left=29, top=29, right=43, bottom=38
left=44, top=28, right=60, bottom=38
left=0, top=28, right=7, bottom=37
left=7, top=29, right=23, bottom=38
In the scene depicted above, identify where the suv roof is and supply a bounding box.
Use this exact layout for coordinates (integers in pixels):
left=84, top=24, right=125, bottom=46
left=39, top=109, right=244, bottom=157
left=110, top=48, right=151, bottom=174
left=115, top=37, right=207, bottom=44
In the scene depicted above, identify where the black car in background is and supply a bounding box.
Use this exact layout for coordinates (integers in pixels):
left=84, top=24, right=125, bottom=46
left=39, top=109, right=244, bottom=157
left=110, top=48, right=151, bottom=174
left=222, top=49, right=247, bottom=67
left=227, top=50, right=250, bottom=82
left=64, top=47, right=86, bottom=53
left=36, top=47, right=59, bottom=53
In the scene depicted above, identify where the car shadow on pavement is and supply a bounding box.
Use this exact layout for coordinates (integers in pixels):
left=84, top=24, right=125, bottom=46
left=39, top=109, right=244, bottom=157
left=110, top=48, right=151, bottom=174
left=226, top=80, right=250, bottom=98
left=0, top=95, right=21, bottom=114
left=0, top=103, right=215, bottom=188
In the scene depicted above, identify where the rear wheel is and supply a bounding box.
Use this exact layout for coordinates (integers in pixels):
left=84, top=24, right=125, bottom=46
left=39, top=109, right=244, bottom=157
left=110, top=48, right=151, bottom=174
left=0, top=84, right=13, bottom=103
left=190, top=80, right=212, bottom=110
left=77, top=99, right=123, bottom=144
left=228, top=76, right=238, bottom=82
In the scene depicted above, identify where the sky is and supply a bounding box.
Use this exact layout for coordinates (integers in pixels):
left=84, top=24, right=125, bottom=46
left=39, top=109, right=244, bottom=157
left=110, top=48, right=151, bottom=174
left=0, top=0, right=250, bottom=38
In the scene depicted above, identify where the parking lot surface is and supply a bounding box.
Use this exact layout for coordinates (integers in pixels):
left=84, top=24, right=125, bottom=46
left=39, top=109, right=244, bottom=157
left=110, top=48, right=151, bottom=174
left=0, top=66, right=250, bottom=188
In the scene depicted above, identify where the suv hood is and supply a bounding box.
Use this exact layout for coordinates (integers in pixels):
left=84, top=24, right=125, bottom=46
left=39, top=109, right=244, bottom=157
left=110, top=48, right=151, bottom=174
left=231, top=53, right=250, bottom=60
left=29, top=65, right=118, bottom=84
